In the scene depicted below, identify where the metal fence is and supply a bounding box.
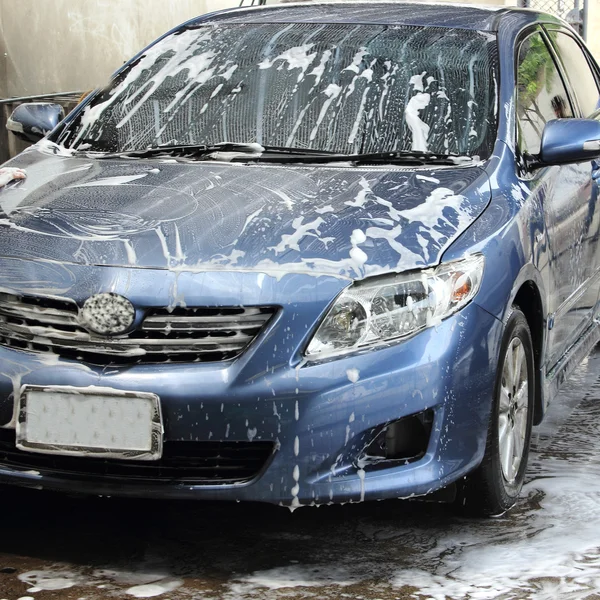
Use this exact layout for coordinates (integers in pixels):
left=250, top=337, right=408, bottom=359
left=519, top=0, right=588, bottom=38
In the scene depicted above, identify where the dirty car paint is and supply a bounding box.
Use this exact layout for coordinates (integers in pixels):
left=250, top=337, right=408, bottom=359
left=0, top=2, right=599, bottom=511
left=0, top=149, right=490, bottom=279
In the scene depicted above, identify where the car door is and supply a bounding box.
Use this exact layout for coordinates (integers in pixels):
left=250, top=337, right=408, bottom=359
left=515, top=28, right=594, bottom=371
left=545, top=27, right=600, bottom=326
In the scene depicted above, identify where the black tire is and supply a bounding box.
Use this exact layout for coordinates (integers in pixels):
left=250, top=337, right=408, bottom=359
left=456, top=307, right=535, bottom=517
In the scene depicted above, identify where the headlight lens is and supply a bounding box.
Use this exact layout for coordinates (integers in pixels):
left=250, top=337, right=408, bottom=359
left=306, top=255, right=485, bottom=358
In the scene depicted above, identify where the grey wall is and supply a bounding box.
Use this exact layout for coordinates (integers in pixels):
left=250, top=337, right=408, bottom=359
left=0, top=0, right=525, bottom=100
left=0, top=0, right=523, bottom=162
left=0, top=0, right=237, bottom=98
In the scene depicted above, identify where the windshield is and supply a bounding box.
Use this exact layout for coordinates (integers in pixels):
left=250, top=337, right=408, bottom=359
left=60, top=23, right=499, bottom=159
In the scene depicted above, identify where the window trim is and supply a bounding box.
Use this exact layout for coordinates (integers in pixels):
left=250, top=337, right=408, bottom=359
left=513, top=26, right=577, bottom=176
left=542, top=26, right=600, bottom=119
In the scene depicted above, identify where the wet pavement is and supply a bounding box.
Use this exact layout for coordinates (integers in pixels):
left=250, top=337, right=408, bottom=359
left=0, top=348, right=599, bottom=600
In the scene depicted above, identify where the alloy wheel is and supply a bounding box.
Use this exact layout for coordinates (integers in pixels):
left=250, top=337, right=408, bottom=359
left=498, top=337, right=529, bottom=484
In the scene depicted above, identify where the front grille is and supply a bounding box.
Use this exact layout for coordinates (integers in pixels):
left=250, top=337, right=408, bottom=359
left=0, top=292, right=276, bottom=364
left=0, top=429, right=275, bottom=484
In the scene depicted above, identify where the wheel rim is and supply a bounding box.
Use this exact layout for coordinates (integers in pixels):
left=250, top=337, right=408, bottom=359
left=498, top=337, right=529, bottom=484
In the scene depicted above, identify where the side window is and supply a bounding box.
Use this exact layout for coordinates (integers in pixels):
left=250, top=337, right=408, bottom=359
left=549, top=30, right=600, bottom=118
left=516, top=32, right=574, bottom=156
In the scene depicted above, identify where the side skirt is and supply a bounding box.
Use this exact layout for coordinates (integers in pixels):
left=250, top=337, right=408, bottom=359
left=544, top=317, right=600, bottom=413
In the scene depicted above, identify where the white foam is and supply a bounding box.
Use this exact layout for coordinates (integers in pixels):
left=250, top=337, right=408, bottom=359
left=259, top=44, right=317, bottom=83
left=309, top=83, right=342, bottom=141
left=346, top=368, right=360, bottom=383
left=404, top=92, right=431, bottom=152
left=125, top=579, right=183, bottom=598
left=409, top=71, right=427, bottom=92
left=230, top=564, right=359, bottom=591
left=18, top=571, right=78, bottom=591
left=70, top=174, right=148, bottom=187
left=269, top=216, right=324, bottom=254
left=416, top=175, right=440, bottom=184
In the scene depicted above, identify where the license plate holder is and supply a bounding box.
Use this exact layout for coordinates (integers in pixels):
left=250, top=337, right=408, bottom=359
left=16, top=385, right=163, bottom=461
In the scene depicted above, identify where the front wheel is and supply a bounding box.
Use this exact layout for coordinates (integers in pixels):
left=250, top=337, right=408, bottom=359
left=457, top=307, right=535, bottom=516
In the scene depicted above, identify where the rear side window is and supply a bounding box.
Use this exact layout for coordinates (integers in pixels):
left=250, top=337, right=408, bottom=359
left=516, top=32, right=573, bottom=156
left=548, top=30, right=600, bottom=118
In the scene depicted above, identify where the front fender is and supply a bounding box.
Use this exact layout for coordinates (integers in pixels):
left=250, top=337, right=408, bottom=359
left=442, top=141, right=549, bottom=423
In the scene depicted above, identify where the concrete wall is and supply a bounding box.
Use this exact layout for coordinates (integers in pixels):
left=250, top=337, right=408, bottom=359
left=15, top=0, right=600, bottom=103
left=0, top=0, right=237, bottom=98
left=2, top=0, right=599, bottom=103
left=0, top=0, right=526, bottom=100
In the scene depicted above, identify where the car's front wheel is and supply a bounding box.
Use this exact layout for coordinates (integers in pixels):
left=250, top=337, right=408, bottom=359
left=457, top=307, right=535, bottom=516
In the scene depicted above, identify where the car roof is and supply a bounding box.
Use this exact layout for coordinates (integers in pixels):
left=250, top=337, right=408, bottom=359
left=195, top=1, right=562, bottom=32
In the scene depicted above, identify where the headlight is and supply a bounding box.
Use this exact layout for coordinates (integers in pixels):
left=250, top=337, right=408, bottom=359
left=305, top=255, right=485, bottom=359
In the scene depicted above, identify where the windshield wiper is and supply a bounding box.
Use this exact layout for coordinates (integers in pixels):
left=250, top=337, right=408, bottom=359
left=79, top=143, right=474, bottom=166
left=236, top=149, right=473, bottom=165
left=83, top=142, right=342, bottom=160
left=262, top=151, right=471, bottom=165
left=351, top=151, right=472, bottom=165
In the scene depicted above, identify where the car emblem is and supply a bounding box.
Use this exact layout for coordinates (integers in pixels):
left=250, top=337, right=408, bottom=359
left=80, top=293, right=135, bottom=336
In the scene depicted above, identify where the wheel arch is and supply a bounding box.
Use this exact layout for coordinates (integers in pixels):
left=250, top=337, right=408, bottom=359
left=511, top=278, right=546, bottom=425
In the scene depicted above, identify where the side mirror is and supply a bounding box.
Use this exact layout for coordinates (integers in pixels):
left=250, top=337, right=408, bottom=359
left=6, top=102, right=65, bottom=143
left=538, top=118, right=600, bottom=166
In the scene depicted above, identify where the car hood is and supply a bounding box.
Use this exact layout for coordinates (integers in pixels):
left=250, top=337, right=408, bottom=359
left=0, top=147, right=491, bottom=280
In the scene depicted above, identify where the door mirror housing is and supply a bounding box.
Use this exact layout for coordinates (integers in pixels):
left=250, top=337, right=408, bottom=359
left=538, top=118, right=600, bottom=166
left=6, top=102, right=65, bottom=143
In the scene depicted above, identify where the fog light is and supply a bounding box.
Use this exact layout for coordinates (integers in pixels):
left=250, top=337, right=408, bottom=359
left=365, top=409, right=434, bottom=462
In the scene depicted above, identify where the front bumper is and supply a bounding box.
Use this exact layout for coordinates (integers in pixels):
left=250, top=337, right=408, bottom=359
left=0, top=278, right=502, bottom=506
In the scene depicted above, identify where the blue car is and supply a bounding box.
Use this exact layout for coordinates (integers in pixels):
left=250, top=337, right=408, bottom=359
left=0, top=2, right=599, bottom=516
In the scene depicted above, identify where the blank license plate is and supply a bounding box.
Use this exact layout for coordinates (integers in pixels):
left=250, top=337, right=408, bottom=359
left=16, top=386, right=163, bottom=461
